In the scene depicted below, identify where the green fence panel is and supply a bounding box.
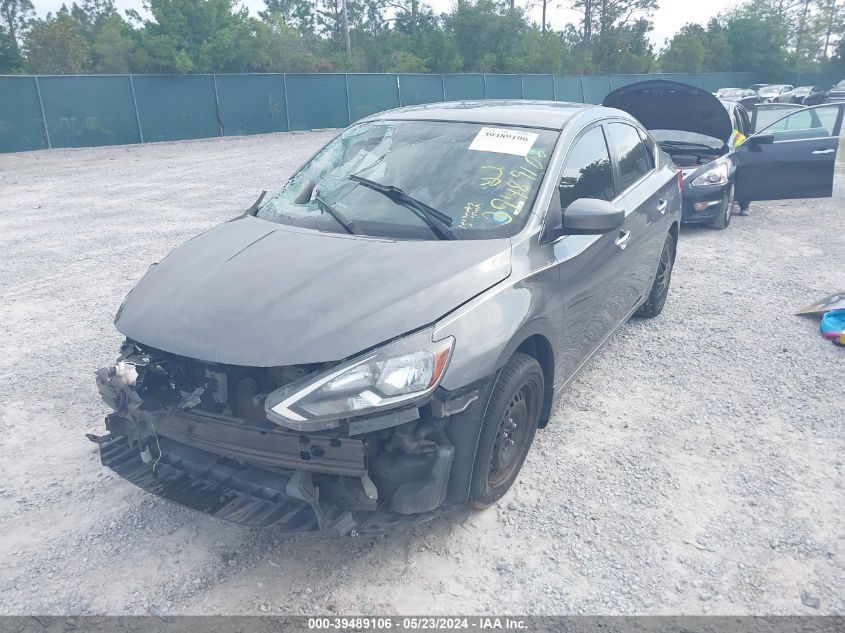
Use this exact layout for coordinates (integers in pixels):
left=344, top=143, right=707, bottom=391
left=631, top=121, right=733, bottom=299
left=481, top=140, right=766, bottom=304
left=789, top=72, right=841, bottom=89
left=611, top=74, right=651, bottom=90
left=484, top=74, right=523, bottom=99
left=443, top=74, right=485, bottom=100
left=0, top=76, right=47, bottom=153
left=398, top=74, right=444, bottom=106
left=132, top=74, right=219, bottom=142
left=346, top=74, right=399, bottom=122
left=38, top=75, right=140, bottom=148
left=701, top=73, right=724, bottom=92
left=522, top=74, right=555, bottom=100
left=1, top=72, right=783, bottom=153
left=285, top=74, right=349, bottom=130
left=215, top=73, right=288, bottom=135
left=553, top=76, right=584, bottom=102
left=581, top=75, right=612, bottom=103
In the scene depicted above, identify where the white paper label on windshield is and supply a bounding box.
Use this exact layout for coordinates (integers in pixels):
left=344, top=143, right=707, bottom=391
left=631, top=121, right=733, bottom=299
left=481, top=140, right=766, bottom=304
left=468, top=127, right=538, bottom=156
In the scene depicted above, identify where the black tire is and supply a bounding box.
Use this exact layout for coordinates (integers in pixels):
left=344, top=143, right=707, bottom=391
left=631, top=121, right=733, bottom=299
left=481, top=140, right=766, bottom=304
left=468, top=353, right=544, bottom=509
left=710, top=184, right=734, bottom=230
left=635, top=232, right=676, bottom=319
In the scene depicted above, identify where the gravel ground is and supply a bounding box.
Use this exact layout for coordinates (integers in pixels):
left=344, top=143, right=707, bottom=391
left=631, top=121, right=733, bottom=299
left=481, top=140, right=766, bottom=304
left=0, top=131, right=843, bottom=617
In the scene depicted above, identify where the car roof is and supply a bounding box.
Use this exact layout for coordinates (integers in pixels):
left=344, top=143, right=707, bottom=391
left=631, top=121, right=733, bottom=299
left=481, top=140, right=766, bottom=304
left=362, top=100, right=598, bottom=131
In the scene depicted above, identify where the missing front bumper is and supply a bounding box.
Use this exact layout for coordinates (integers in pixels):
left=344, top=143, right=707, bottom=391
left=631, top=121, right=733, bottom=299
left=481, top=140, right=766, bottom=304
left=93, top=432, right=455, bottom=534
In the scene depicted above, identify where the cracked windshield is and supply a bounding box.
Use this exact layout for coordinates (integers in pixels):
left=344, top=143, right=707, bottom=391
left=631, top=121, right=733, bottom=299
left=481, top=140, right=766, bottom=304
left=258, top=120, right=559, bottom=240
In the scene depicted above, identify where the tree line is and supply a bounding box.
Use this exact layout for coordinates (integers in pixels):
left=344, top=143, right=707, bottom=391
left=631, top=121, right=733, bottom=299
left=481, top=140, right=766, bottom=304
left=0, top=0, right=843, bottom=78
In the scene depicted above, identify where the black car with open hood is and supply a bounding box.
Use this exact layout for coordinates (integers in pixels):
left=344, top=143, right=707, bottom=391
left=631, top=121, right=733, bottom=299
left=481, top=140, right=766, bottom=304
left=604, top=80, right=744, bottom=228
left=604, top=80, right=843, bottom=230
left=604, top=80, right=734, bottom=144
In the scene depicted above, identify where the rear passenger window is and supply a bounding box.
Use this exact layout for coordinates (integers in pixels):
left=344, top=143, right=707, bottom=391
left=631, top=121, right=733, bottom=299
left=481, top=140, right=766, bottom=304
left=637, top=129, right=656, bottom=168
left=606, top=123, right=653, bottom=191
left=559, top=126, right=616, bottom=209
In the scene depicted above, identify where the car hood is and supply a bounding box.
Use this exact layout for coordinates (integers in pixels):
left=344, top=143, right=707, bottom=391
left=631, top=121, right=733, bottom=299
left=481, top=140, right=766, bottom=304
left=115, top=217, right=512, bottom=366
left=603, top=80, right=733, bottom=143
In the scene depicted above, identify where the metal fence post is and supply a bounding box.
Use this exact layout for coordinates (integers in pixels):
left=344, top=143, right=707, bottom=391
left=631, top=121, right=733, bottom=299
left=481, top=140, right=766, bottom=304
left=33, top=76, right=51, bottom=150
left=344, top=73, right=352, bottom=124
left=482, top=74, right=488, bottom=99
left=440, top=74, right=445, bottom=101
left=396, top=74, right=402, bottom=106
left=128, top=74, right=145, bottom=144
left=282, top=74, right=291, bottom=132
left=212, top=74, right=224, bottom=136
left=578, top=75, right=585, bottom=103
left=552, top=75, right=557, bottom=101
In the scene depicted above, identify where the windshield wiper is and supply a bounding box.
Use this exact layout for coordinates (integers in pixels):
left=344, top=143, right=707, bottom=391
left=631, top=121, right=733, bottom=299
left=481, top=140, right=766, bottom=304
left=315, top=194, right=363, bottom=235
left=348, top=175, right=456, bottom=241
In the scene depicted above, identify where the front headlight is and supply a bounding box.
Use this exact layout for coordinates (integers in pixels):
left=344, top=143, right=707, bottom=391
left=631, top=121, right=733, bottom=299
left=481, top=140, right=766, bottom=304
left=265, top=328, right=454, bottom=431
left=691, top=162, right=729, bottom=187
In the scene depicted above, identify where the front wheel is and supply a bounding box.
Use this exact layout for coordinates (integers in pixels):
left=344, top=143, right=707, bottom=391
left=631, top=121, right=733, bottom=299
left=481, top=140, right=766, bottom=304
left=635, top=232, right=676, bottom=319
left=710, top=184, right=734, bottom=230
left=468, top=353, right=543, bottom=510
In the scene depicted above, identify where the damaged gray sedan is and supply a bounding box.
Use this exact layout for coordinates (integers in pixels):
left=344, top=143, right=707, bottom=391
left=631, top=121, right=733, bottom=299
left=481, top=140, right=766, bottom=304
left=92, top=100, right=684, bottom=534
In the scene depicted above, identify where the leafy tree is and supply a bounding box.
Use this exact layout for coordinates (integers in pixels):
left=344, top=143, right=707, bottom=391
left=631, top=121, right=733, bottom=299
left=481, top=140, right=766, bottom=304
left=570, top=0, right=657, bottom=71
left=259, top=14, right=332, bottom=71
left=7, top=0, right=840, bottom=77
left=384, top=48, right=426, bottom=71
left=91, top=13, right=134, bottom=72
left=719, top=0, right=791, bottom=76
left=444, top=0, right=535, bottom=73
left=0, top=25, right=22, bottom=71
left=24, top=11, right=92, bottom=73
left=1, top=0, right=34, bottom=59
left=130, top=0, right=268, bottom=73
left=261, top=0, right=316, bottom=34
left=660, top=23, right=708, bottom=72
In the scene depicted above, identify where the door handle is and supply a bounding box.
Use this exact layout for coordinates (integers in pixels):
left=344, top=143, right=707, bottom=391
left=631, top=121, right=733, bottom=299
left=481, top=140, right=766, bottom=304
left=657, top=199, right=668, bottom=215
left=812, top=149, right=835, bottom=155
left=615, top=230, right=631, bottom=250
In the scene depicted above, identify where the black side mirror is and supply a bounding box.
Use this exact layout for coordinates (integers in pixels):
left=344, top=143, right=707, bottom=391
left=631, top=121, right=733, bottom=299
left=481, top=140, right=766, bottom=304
left=746, top=133, right=774, bottom=146
left=559, top=198, right=625, bottom=235
left=545, top=197, right=625, bottom=240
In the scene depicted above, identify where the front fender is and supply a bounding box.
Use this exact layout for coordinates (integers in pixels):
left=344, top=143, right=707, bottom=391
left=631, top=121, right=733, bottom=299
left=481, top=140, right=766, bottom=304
left=433, top=268, right=561, bottom=393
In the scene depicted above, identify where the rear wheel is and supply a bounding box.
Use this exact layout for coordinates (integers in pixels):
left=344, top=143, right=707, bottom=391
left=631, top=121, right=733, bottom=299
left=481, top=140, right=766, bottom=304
left=468, top=353, right=543, bottom=510
left=635, top=232, right=675, bottom=319
left=710, top=184, right=734, bottom=230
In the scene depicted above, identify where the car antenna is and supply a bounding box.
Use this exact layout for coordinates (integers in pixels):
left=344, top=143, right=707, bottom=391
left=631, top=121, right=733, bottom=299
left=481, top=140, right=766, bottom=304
left=246, top=190, right=267, bottom=216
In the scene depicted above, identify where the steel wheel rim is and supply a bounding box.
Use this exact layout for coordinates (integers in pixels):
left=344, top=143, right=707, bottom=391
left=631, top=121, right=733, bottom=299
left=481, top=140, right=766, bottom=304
left=654, top=243, right=673, bottom=298
left=488, top=383, right=537, bottom=488
left=726, top=185, right=735, bottom=222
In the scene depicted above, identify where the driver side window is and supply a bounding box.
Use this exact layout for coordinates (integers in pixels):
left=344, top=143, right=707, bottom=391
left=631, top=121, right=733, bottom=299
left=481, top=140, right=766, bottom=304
left=559, top=126, right=616, bottom=211
left=762, top=105, right=842, bottom=141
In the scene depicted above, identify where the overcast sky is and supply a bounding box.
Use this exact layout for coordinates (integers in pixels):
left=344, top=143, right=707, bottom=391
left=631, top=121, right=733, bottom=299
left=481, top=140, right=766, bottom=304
left=33, top=0, right=745, bottom=49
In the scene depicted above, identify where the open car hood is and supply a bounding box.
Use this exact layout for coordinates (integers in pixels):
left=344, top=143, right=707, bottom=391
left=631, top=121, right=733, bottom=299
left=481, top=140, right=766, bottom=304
left=603, top=80, right=733, bottom=143
left=115, top=217, right=511, bottom=366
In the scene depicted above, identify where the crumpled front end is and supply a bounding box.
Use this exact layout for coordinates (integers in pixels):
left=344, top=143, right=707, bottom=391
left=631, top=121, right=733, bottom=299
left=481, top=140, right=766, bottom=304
left=92, top=340, right=464, bottom=534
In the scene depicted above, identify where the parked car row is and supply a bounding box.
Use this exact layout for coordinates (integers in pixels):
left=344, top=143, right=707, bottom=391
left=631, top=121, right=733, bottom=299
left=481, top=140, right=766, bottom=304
left=715, top=81, right=844, bottom=106
left=90, top=83, right=844, bottom=534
